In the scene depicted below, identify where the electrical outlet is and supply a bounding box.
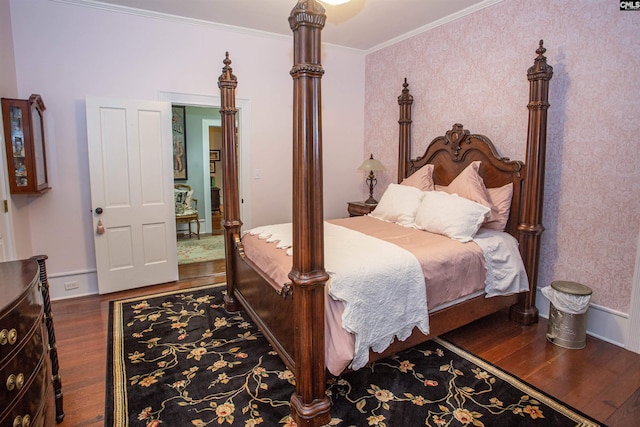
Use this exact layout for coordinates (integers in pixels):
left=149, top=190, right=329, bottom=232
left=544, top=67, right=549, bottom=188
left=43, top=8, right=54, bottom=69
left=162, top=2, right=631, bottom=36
left=64, top=281, right=79, bottom=290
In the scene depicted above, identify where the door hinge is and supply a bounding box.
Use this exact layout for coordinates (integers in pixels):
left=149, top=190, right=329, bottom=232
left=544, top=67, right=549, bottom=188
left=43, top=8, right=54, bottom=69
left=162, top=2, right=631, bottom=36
left=2, top=200, right=7, bottom=213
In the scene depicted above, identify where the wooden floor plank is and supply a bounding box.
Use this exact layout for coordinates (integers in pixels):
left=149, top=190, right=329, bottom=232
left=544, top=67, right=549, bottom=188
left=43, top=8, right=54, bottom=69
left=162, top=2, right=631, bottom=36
left=606, top=386, right=640, bottom=427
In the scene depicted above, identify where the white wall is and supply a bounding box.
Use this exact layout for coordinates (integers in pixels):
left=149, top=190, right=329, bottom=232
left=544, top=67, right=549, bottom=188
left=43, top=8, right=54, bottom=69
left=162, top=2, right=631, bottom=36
left=8, top=0, right=365, bottom=298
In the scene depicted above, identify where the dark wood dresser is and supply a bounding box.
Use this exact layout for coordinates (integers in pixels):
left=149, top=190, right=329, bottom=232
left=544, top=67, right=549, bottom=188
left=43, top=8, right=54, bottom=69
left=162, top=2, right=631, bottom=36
left=0, top=259, right=55, bottom=427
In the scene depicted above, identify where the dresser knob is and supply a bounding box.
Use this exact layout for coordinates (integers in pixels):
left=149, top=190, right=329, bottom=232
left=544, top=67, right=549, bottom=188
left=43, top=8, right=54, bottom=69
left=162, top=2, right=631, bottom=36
left=8, top=328, right=17, bottom=345
left=6, top=374, right=15, bottom=391
left=16, top=373, right=24, bottom=390
left=11, top=414, right=31, bottom=427
left=0, top=329, right=7, bottom=345
left=5, top=372, right=25, bottom=391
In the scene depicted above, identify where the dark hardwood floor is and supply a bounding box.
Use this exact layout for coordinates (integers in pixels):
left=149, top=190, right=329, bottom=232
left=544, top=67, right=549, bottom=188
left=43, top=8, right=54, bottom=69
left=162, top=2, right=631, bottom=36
left=51, top=262, right=639, bottom=426
left=443, top=311, right=640, bottom=426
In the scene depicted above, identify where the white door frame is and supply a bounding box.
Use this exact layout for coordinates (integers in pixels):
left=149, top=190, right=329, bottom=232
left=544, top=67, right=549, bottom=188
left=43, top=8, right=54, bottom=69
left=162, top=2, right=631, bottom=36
left=159, top=91, right=252, bottom=230
left=0, top=114, right=16, bottom=261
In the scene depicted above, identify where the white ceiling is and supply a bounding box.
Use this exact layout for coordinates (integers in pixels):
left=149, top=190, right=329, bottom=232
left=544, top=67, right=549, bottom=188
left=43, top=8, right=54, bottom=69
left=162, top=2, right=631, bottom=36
left=83, top=0, right=502, bottom=51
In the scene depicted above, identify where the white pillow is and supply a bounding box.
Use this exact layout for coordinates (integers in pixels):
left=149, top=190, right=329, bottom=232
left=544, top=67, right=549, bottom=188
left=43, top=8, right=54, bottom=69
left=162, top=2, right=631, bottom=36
left=414, top=191, right=491, bottom=242
left=369, top=183, right=424, bottom=227
left=174, top=188, right=187, bottom=204
left=184, top=190, right=194, bottom=209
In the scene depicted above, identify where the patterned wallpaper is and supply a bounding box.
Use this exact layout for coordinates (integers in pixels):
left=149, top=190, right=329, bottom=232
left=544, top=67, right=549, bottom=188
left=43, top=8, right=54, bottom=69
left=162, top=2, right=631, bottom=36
left=364, top=0, right=640, bottom=313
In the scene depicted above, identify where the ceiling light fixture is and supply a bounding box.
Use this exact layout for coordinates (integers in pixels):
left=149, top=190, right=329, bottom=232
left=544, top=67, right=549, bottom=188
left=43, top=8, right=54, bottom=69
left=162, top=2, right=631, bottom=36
left=320, top=0, right=351, bottom=5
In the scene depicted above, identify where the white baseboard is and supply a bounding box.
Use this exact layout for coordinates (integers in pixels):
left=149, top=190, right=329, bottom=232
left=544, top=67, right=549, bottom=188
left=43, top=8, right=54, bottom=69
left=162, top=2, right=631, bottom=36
left=536, top=288, right=629, bottom=349
left=626, top=231, right=640, bottom=352
left=48, top=269, right=99, bottom=301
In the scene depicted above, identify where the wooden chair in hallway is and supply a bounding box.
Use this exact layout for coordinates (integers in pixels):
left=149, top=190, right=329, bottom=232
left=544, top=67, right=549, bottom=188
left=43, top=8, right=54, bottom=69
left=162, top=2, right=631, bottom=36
left=175, top=183, right=200, bottom=239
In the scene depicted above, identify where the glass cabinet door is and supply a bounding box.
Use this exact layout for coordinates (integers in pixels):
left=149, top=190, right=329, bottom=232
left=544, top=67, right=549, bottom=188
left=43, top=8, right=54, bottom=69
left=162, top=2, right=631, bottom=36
left=2, top=94, right=49, bottom=194
left=9, top=105, right=28, bottom=188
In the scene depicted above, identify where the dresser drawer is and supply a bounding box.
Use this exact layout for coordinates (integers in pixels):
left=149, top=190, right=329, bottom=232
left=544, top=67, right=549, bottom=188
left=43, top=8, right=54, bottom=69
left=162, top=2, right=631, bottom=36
left=0, top=315, right=46, bottom=416
left=0, top=260, right=54, bottom=427
left=0, top=355, right=52, bottom=427
left=0, top=281, right=42, bottom=366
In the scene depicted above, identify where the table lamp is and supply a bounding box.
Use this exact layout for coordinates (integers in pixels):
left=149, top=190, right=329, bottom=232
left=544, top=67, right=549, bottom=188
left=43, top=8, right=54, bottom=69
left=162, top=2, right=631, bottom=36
left=358, top=154, right=385, bottom=205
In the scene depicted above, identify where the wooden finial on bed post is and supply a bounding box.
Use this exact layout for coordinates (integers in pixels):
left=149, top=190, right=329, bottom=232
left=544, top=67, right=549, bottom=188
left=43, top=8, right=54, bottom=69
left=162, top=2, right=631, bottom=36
left=218, top=51, right=242, bottom=313
left=511, top=40, right=553, bottom=325
left=398, top=78, right=413, bottom=183
left=287, top=1, right=332, bottom=426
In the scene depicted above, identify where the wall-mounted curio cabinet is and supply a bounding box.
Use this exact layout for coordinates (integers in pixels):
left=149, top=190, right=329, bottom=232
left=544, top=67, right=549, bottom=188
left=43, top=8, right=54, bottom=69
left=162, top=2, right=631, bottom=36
left=2, top=94, right=50, bottom=194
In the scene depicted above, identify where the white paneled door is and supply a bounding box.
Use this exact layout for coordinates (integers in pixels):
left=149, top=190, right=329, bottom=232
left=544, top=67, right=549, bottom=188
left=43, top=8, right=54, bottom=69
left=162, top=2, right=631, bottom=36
left=86, top=97, right=178, bottom=294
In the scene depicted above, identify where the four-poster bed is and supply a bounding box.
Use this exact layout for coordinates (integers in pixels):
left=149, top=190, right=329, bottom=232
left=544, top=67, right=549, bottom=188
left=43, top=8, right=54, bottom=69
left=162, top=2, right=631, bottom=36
left=217, top=1, right=553, bottom=425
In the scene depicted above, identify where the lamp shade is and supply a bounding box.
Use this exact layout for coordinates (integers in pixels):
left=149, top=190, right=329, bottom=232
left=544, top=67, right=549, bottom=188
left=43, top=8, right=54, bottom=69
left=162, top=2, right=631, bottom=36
left=320, top=0, right=351, bottom=5
left=358, top=154, right=385, bottom=172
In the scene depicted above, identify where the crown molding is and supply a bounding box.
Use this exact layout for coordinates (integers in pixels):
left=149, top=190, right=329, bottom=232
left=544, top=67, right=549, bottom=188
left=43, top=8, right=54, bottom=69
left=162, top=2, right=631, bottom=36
left=51, top=0, right=504, bottom=55
left=50, top=0, right=291, bottom=43
left=365, top=0, right=504, bottom=55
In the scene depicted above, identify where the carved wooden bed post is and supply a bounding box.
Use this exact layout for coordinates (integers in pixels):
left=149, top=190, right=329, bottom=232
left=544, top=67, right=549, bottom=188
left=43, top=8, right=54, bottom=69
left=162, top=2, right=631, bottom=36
left=398, top=78, right=413, bottom=182
left=510, top=40, right=553, bottom=325
left=287, top=1, right=332, bottom=425
left=218, top=52, right=242, bottom=312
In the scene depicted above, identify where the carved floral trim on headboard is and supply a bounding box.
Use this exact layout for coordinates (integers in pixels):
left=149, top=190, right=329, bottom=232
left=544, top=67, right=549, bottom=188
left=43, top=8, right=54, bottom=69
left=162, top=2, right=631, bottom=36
left=444, top=123, right=471, bottom=159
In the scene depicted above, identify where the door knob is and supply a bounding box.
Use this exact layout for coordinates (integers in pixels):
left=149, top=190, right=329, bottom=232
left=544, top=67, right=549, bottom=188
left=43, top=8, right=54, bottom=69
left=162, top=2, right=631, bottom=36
left=95, top=207, right=103, bottom=214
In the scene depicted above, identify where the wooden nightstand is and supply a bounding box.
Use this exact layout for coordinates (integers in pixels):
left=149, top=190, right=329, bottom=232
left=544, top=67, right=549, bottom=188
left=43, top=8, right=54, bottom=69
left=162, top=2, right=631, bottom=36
left=347, top=201, right=377, bottom=217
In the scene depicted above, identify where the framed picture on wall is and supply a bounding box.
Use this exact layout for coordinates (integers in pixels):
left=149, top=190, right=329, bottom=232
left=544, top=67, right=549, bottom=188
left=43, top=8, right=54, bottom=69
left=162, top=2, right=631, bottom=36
left=210, top=149, right=221, bottom=162
left=210, top=161, right=216, bottom=173
left=172, top=105, right=187, bottom=180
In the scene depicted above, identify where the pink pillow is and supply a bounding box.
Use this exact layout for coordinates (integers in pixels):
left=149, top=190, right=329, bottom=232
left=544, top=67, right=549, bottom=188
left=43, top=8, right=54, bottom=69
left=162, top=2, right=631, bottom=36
left=438, top=161, right=508, bottom=231
left=401, top=164, right=434, bottom=191
left=485, top=183, right=513, bottom=231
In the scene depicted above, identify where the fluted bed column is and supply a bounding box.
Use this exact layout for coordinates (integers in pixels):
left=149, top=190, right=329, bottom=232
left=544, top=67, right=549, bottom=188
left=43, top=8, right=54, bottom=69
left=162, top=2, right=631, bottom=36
left=218, top=53, right=243, bottom=312
left=397, top=78, right=413, bottom=183
left=287, top=1, right=331, bottom=426
left=511, top=40, right=553, bottom=325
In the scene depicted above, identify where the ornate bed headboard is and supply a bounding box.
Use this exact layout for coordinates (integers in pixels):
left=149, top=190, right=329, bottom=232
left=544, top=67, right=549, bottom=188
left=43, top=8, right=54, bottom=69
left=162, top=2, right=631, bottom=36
left=408, top=123, right=524, bottom=237
left=397, top=40, right=553, bottom=325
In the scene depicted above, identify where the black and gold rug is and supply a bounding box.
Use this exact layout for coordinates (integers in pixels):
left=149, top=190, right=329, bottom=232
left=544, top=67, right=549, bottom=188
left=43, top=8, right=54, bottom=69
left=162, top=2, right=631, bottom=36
left=106, top=284, right=604, bottom=426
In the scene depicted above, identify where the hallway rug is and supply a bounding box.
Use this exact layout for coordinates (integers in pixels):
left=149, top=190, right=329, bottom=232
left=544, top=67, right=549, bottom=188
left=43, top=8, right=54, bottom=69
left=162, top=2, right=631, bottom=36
left=106, top=284, right=605, bottom=427
left=177, top=234, right=225, bottom=265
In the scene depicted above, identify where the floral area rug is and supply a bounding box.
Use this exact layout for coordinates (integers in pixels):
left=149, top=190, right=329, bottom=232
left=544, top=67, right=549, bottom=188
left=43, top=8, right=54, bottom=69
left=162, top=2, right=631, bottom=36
left=106, top=284, right=605, bottom=427
left=177, top=234, right=225, bottom=265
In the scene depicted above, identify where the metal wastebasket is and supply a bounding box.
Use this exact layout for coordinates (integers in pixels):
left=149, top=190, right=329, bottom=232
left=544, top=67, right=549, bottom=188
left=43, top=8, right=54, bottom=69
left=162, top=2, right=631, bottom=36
left=544, top=280, right=592, bottom=349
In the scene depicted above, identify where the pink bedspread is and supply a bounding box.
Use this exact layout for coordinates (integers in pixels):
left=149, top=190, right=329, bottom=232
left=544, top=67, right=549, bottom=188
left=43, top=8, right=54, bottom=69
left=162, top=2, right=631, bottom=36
left=240, top=215, right=486, bottom=374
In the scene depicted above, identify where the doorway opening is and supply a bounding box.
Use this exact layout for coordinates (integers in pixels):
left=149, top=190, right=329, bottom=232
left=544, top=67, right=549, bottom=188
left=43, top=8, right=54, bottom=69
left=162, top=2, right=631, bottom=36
left=174, top=106, right=223, bottom=280
left=160, top=91, right=251, bottom=281
left=174, top=105, right=223, bottom=280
